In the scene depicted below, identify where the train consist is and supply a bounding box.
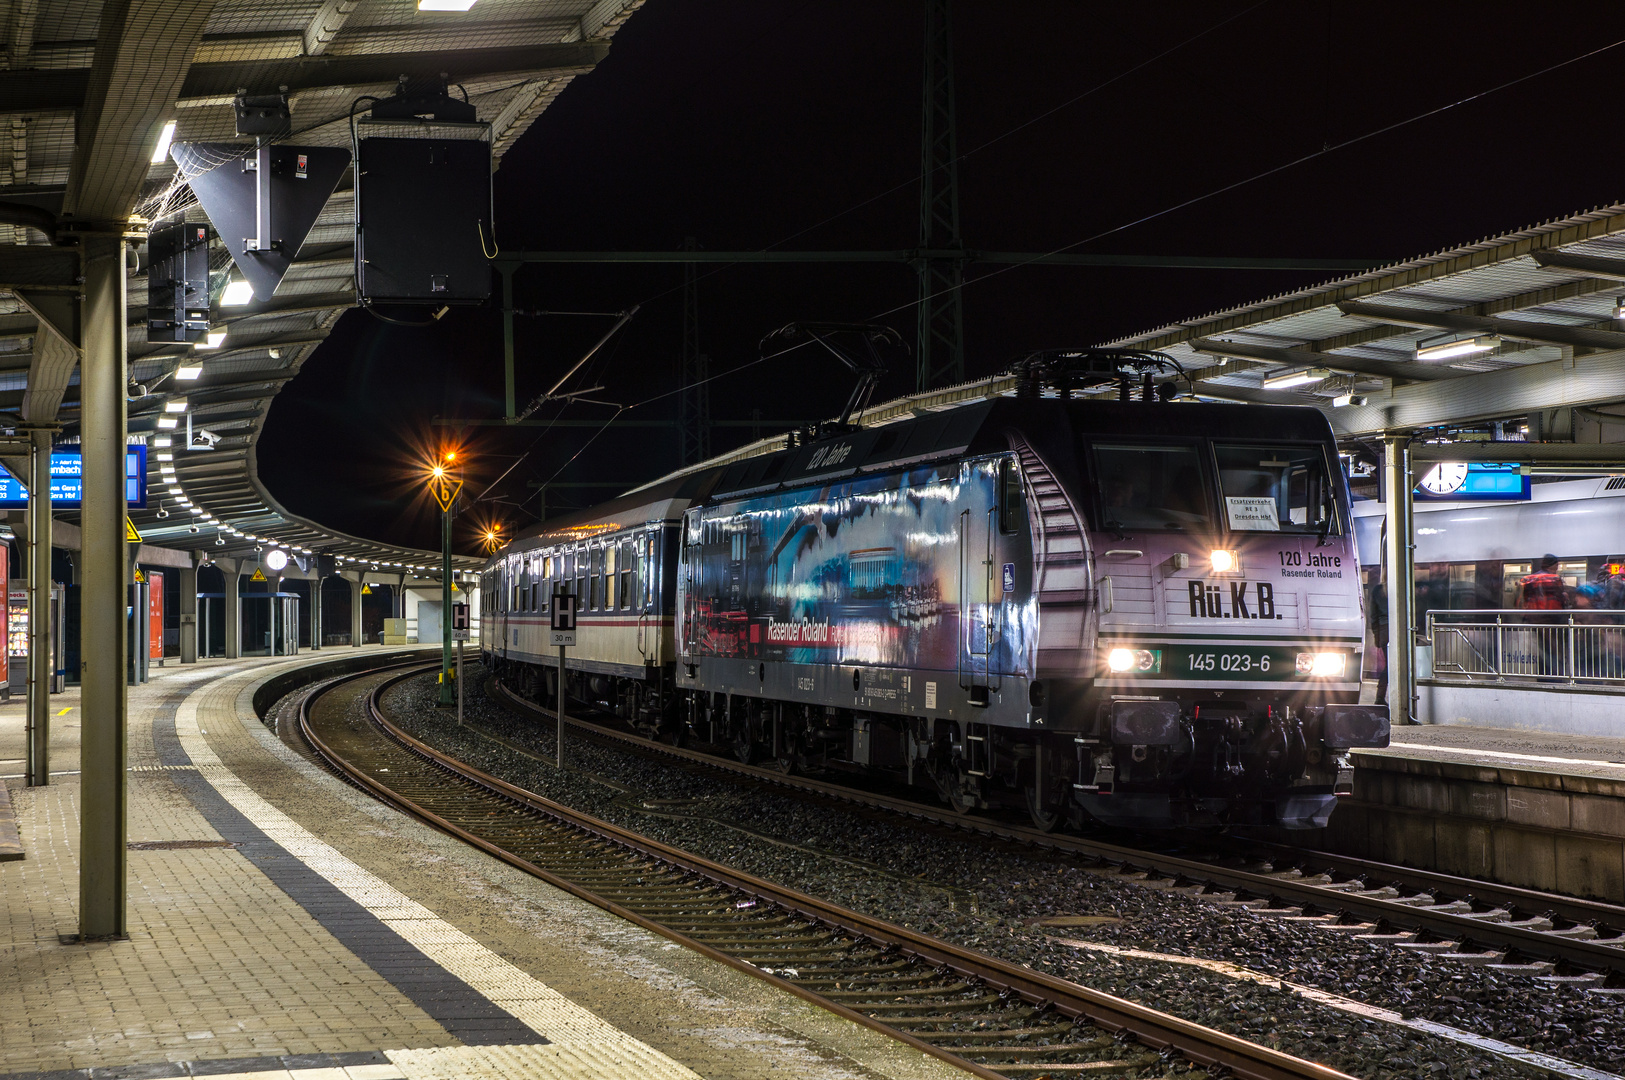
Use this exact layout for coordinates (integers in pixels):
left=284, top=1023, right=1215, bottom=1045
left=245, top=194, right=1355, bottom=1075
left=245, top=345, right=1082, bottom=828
left=481, top=368, right=1390, bottom=831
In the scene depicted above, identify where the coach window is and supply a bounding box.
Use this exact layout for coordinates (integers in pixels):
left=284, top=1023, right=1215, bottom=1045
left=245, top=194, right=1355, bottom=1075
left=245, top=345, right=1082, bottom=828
left=540, top=555, right=551, bottom=612
left=605, top=544, right=617, bottom=609
left=575, top=547, right=589, bottom=607
left=638, top=532, right=653, bottom=610
left=591, top=546, right=604, bottom=610
left=620, top=540, right=634, bottom=609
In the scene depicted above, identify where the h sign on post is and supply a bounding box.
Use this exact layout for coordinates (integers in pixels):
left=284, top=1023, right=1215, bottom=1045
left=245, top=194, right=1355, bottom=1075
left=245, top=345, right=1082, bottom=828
left=550, top=594, right=577, bottom=647
left=451, top=601, right=469, bottom=640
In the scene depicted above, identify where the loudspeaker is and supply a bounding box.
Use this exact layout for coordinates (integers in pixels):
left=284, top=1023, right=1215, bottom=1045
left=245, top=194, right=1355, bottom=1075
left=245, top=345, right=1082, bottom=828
left=355, top=135, right=492, bottom=305
left=146, top=218, right=211, bottom=343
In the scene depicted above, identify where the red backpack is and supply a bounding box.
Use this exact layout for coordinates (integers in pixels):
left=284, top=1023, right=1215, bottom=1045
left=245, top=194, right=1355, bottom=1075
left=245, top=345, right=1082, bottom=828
left=1521, top=572, right=1567, bottom=611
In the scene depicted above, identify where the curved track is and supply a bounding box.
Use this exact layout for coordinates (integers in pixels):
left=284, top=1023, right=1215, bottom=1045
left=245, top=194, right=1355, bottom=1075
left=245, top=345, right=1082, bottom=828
left=491, top=679, right=1625, bottom=984
left=297, top=662, right=1352, bottom=1080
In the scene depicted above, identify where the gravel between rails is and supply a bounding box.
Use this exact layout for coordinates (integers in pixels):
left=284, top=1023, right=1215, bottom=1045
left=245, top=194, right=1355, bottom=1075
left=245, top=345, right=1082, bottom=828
left=355, top=666, right=1625, bottom=1080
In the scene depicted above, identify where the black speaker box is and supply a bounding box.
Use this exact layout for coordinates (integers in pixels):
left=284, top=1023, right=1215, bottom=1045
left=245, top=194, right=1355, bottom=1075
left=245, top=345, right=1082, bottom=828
left=146, top=218, right=212, bottom=343
left=355, top=136, right=492, bottom=305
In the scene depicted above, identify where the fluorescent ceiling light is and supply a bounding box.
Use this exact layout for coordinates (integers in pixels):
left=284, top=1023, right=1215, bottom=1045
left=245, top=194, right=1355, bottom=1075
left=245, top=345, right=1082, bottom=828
left=175, top=364, right=203, bottom=381
left=164, top=398, right=188, bottom=413
left=190, top=507, right=205, bottom=515
left=150, top=120, right=176, bottom=164
left=195, top=330, right=226, bottom=350
left=1416, top=335, right=1495, bottom=361
left=220, top=279, right=254, bottom=307
left=154, top=436, right=172, bottom=448
left=166, top=485, right=183, bottom=494
left=157, top=452, right=173, bottom=462
left=418, top=0, right=478, bottom=9
left=1262, top=367, right=1330, bottom=390
left=157, top=416, right=179, bottom=429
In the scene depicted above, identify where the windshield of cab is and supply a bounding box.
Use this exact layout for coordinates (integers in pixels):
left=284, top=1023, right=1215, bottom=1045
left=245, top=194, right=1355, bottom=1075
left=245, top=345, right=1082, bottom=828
left=1214, top=443, right=1337, bottom=533
left=1093, top=444, right=1211, bottom=531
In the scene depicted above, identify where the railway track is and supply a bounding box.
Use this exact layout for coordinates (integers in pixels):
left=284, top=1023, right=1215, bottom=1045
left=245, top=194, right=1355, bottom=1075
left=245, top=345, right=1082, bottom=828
left=297, top=662, right=1352, bottom=1080
left=486, top=678, right=1625, bottom=986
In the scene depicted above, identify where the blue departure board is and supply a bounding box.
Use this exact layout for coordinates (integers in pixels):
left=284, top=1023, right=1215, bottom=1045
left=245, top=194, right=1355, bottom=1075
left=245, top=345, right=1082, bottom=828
left=0, top=447, right=148, bottom=508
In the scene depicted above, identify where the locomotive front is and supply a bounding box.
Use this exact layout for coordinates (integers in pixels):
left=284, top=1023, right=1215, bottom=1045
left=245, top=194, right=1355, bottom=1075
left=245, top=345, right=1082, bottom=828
left=1049, top=403, right=1390, bottom=828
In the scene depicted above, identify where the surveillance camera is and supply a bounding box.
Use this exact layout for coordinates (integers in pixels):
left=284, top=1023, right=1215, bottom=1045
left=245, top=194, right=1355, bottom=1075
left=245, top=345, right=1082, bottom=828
left=188, top=524, right=199, bottom=533
left=215, top=535, right=225, bottom=546
left=156, top=507, right=169, bottom=519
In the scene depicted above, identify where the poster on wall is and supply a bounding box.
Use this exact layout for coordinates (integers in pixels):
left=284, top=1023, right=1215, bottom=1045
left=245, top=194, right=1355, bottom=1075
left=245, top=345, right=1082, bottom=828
left=148, top=570, right=164, bottom=661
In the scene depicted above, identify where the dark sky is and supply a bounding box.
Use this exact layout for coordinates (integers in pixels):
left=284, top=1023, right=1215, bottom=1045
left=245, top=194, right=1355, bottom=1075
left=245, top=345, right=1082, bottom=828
left=257, top=0, right=1625, bottom=554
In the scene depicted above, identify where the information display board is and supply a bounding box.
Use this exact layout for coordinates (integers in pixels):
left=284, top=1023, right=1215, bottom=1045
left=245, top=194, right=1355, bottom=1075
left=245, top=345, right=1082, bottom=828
left=148, top=570, right=165, bottom=661
left=0, top=448, right=147, bottom=508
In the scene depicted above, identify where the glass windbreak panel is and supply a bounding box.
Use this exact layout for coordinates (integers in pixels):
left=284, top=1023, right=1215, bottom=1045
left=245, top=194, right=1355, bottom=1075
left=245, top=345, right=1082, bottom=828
left=1093, top=444, right=1210, bottom=531
left=1214, top=444, right=1338, bottom=534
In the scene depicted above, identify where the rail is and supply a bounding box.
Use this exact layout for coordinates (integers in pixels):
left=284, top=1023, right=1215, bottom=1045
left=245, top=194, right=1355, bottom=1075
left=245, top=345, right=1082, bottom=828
left=1427, top=608, right=1625, bottom=686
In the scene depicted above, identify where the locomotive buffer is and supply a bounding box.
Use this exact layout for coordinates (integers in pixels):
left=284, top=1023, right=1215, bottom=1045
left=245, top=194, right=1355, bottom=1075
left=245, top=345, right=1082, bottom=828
left=550, top=591, right=576, bottom=767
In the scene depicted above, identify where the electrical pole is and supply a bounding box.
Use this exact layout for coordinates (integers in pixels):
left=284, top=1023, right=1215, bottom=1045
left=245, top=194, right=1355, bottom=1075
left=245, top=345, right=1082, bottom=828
left=678, top=237, right=711, bottom=465
left=916, top=0, right=966, bottom=391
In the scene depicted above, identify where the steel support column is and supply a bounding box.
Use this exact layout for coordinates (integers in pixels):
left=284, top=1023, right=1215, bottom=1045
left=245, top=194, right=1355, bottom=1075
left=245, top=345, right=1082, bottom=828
left=499, top=261, right=516, bottom=419
left=25, top=425, right=53, bottom=787
left=179, top=561, right=198, bottom=664
left=1383, top=436, right=1415, bottom=725
left=310, top=575, right=322, bottom=650
left=223, top=571, right=240, bottom=659
left=78, top=233, right=127, bottom=940
left=349, top=575, right=363, bottom=647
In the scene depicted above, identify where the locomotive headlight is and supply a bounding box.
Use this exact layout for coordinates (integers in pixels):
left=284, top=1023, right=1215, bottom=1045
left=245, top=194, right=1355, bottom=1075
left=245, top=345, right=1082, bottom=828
left=1107, top=648, right=1162, bottom=674
left=1296, top=651, right=1347, bottom=677
left=1210, top=549, right=1237, bottom=573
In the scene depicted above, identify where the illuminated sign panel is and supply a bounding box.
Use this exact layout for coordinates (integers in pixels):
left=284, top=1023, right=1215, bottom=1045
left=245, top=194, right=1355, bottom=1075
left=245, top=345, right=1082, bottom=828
left=1414, top=462, right=1530, bottom=502
left=0, top=448, right=148, bottom=508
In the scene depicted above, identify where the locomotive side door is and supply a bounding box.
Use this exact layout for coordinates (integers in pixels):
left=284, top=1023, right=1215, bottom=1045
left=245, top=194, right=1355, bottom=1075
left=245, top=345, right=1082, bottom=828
left=958, top=462, right=1000, bottom=700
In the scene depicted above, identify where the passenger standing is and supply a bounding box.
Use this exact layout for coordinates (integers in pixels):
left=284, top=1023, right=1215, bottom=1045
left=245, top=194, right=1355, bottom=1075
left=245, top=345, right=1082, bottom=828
left=1518, top=554, right=1571, bottom=611
left=1518, top=554, right=1571, bottom=679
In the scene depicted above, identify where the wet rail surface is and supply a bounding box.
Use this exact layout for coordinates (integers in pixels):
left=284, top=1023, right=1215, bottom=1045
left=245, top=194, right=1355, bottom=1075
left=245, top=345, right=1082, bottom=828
left=487, top=680, right=1625, bottom=987
left=296, top=663, right=1352, bottom=1080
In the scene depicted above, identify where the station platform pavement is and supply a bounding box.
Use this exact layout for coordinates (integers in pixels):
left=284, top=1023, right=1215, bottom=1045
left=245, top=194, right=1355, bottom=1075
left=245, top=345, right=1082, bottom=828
left=0, top=647, right=973, bottom=1080
left=1323, top=683, right=1625, bottom=901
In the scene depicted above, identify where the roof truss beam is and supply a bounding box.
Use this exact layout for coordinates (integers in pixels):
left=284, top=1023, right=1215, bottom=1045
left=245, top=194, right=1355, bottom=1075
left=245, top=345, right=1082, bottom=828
left=1335, top=299, right=1625, bottom=352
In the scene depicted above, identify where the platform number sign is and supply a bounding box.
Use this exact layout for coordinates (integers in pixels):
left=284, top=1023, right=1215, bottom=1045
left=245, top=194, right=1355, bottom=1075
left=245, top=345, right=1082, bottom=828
left=451, top=601, right=469, bottom=640
left=550, top=593, right=577, bottom=647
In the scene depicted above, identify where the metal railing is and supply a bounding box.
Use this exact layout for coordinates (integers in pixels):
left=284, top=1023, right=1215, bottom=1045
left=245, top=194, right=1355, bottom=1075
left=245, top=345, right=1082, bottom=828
left=1426, top=609, right=1625, bottom=686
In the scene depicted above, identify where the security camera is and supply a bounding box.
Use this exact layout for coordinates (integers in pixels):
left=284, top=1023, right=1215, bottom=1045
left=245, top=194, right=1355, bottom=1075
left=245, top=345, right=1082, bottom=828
left=254, top=544, right=262, bottom=554
left=156, top=506, right=169, bottom=519
left=188, top=524, right=199, bottom=533
left=215, top=535, right=225, bottom=546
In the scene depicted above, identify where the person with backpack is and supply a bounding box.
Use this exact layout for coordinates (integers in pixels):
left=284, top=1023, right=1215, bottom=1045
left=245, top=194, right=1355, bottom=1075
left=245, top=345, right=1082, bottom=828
left=1518, top=554, right=1571, bottom=678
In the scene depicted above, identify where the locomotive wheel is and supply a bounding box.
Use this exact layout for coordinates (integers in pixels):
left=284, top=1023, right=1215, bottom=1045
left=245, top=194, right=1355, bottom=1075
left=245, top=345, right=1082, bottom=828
left=732, top=716, right=758, bottom=765
left=935, top=766, right=976, bottom=814
left=1024, top=781, right=1065, bottom=832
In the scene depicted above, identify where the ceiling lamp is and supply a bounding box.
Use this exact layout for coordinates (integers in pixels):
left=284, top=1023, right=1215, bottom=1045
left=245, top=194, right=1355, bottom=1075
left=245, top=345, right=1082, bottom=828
left=1261, top=367, right=1330, bottom=390
left=164, top=397, right=188, bottom=413
left=157, top=416, right=178, bottom=429
left=150, top=120, right=176, bottom=164
left=195, top=329, right=226, bottom=350
left=175, top=363, right=203, bottom=381
left=418, top=0, right=478, bottom=9
left=220, top=279, right=254, bottom=307
left=1416, top=335, right=1495, bottom=361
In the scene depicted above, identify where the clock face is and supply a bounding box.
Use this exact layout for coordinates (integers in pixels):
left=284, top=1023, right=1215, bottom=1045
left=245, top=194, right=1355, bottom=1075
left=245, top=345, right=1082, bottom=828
left=1420, top=463, right=1469, bottom=495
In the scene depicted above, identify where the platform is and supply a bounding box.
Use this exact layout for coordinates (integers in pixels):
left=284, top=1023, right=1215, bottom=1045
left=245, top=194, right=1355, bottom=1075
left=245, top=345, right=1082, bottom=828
left=0, top=649, right=972, bottom=1080
left=1319, top=722, right=1625, bottom=903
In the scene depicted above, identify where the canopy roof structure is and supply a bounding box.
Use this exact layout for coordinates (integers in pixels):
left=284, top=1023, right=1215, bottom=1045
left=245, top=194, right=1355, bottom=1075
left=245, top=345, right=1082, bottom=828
left=0, top=0, right=644, bottom=573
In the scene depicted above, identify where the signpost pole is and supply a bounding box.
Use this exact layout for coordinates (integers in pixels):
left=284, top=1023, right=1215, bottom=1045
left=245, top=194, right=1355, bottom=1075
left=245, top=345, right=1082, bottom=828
left=557, top=641, right=566, bottom=769
left=550, top=589, right=574, bottom=770
left=456, top=638, right=464, bottom=725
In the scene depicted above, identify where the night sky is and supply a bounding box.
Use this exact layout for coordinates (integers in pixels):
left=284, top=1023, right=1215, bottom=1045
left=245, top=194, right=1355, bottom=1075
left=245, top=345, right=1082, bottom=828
left=256, top=0, right=1625, bottom=555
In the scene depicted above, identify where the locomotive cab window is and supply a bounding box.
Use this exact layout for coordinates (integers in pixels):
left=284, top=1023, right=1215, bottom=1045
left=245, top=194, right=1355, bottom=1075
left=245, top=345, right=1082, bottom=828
left=1091, top=444, right=1211, bottom=531
left=998, top=458, right=1021, bottom=534
left=1214, top=444, right=1338, bottom=534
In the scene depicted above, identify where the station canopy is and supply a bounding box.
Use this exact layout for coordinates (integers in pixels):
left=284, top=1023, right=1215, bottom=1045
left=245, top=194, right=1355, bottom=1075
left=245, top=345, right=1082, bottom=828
left=0, top=0, right=643, bottom=573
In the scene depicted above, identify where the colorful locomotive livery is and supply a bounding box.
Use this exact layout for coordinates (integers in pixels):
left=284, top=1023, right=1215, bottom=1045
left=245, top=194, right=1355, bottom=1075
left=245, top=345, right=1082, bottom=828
left=482, top=389, right=1389, bottom=833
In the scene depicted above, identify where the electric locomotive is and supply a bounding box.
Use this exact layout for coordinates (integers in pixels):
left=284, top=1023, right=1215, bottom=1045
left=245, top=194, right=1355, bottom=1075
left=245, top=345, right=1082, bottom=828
left=482, top=367, right=1389, bottom=831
